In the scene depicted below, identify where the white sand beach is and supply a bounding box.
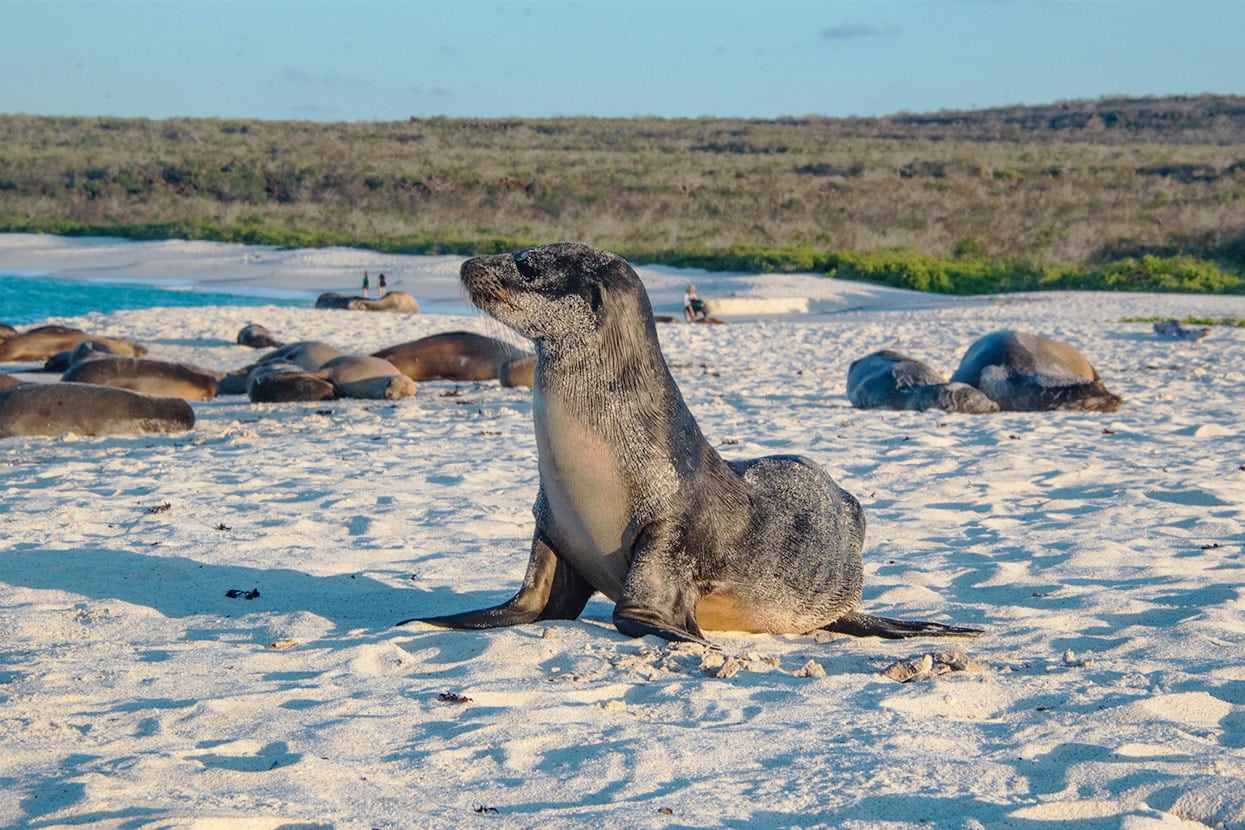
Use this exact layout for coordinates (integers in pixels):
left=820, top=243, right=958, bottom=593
left=1, top=234, right=1243, bottom=829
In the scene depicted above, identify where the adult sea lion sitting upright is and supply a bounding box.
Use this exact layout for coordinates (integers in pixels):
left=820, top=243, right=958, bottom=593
left=403, top=243, right=979, bottom=645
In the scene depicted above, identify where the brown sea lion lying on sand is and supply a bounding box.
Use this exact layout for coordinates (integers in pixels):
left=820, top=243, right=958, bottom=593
left=62, top=357, right=220, bottom=401
left=0, top=382, right=194, bottom=438
left=237, top=323, right=283, bottom=349
left=373, top=331, right=533, bottom=383
left=315, top=292, right=419, bottom=313
left=0, top=326, right=147, bottom=362
left=950, top=330, right=1122, bottom=412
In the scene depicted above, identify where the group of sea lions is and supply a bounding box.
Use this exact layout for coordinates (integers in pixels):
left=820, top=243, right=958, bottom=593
left=6, top=243, right=1144, bottom=653
left=314, top=290, right=420, bottom=313
left=221, top=330, right=536, bottom=402
left=0, top=320, right=535, bottom=437
left=847, top=330, right=1123, bottom=413
left=0, top=324, right=198, bottom=438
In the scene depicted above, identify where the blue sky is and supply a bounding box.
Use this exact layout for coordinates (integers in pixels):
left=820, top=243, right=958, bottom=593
left=3, top=0, right=1242, bottom=121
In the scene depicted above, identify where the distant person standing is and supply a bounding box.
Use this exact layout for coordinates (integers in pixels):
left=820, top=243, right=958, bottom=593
left=378, top=273, right=388, bottom=297
left=361, top=271, right=371, bottom=299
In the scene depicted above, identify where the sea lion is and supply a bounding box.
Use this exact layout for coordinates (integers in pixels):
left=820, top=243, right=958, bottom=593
left=349, top=291, right=419, bottom=313
left=402, top=242, right=979, bottom=645
left=0, top=323, right=17, bottom=339
left=43, top=340, right=119, bottom=373
left=217, top=341, right=346, bottom=396
left=260, top=341, right=345, bottom=371
left=317, top=355, right=417, bottom=400
left=246, top=360, right=335, bottom=403
left=372, top=331, right=532, bottom=382
left=950, top=330, right=1122, bottom=412
left=237, top=323, right=283, bottom=349
left=62, top=357, right=219, bottom=401
left=499, top=354, right=537, bottom=389
left=0, top=326, right=147, bottom=362
left=314, top=292, right=356, bottom=309
left=0, top=373, right=27, bottom=391
left=0, top=382, right=194, bottom=438
left=1153, top=319, right=1210, bottom=342
left=847, top=350, right=999, bottom=413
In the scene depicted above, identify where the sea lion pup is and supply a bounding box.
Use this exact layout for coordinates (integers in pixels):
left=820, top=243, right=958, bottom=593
left=0, top=373, right=27, bottom=391
left=317, top=355, right=417, bottom=400
left=62, top=357, right=219, bottom=401
left=246, top=360, right=335, bottom=403
left=0, top=382, right=194, bottom=438
left=349, top=291, right=420, bottom=313
left=403, top=242, right=980, bottom=645
left=847, top=350, right=998, bottom=413
left=950, top=330, right=1122, bottom=412
left=237, top=323, right=283, bottom=349
left=372, top=331, right=533, bottom=382
left=0, top=326, right=147, bottom=362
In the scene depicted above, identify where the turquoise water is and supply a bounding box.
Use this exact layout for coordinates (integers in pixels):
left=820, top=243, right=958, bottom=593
left=1, top=273, right=307, bottom=327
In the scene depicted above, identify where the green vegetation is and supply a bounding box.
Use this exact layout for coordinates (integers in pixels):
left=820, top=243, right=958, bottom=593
left=2, top=95, right=1243, bottom=294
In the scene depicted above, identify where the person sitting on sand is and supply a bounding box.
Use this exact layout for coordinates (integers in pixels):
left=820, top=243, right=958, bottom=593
left=683, top=284, right=707, bottom=322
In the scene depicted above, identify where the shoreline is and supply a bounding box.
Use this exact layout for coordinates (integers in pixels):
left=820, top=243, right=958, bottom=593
left=0, top=232, right=982, bottom=321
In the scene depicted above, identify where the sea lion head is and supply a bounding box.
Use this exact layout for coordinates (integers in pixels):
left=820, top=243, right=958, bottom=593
left=460, top=242, right=651, bottom=344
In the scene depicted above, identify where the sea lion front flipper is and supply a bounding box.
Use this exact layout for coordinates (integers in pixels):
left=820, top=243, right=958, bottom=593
left=613, top=530, right=711, bottom=646
left=399, top=534, right=594, bottom=629
left=820, top=612, right=983, bottom=639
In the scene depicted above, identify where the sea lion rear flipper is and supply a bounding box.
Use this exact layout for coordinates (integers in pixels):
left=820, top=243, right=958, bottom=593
left=399, top=535, right=594, bottom=629
left=820, top=612, right=983, bottom=639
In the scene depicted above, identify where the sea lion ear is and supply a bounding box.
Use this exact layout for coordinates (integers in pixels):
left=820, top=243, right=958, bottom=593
left=588, top=281, right=607, bottom=313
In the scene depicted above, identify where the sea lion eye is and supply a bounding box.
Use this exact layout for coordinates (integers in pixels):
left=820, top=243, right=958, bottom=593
left=514, top=251, right=540, bottom=282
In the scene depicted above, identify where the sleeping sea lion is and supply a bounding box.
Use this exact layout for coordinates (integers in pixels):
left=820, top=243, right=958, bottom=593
left=372, top=331, right=532, bottom=382
left=62, top=357, right=219, bottom=401
left=950, top=330, right=1122, bottom=412
left=847, top=350, right=998, bottom=413
left=259, top=341, right=345, bottom=371
left=317, top=355, right=417, bottom=400
left=246, top=360, right=336, bottom=403
left=0, top=382, right=194, bottom=438
left=237, top=323, right=283, bottom=349
left=348, top=291, right=419, bottom=313
left=0, top=326, right=147, bottom=362
left=402, top=242, right=980, bottom=645
left=43, top=340, right=119, bottom=373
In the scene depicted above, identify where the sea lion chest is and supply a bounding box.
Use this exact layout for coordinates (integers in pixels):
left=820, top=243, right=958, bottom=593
left=533, top=388, right=632, bottom=599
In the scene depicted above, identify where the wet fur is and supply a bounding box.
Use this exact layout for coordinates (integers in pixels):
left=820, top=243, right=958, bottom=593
left=404, top=243, right=979, bottom=644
